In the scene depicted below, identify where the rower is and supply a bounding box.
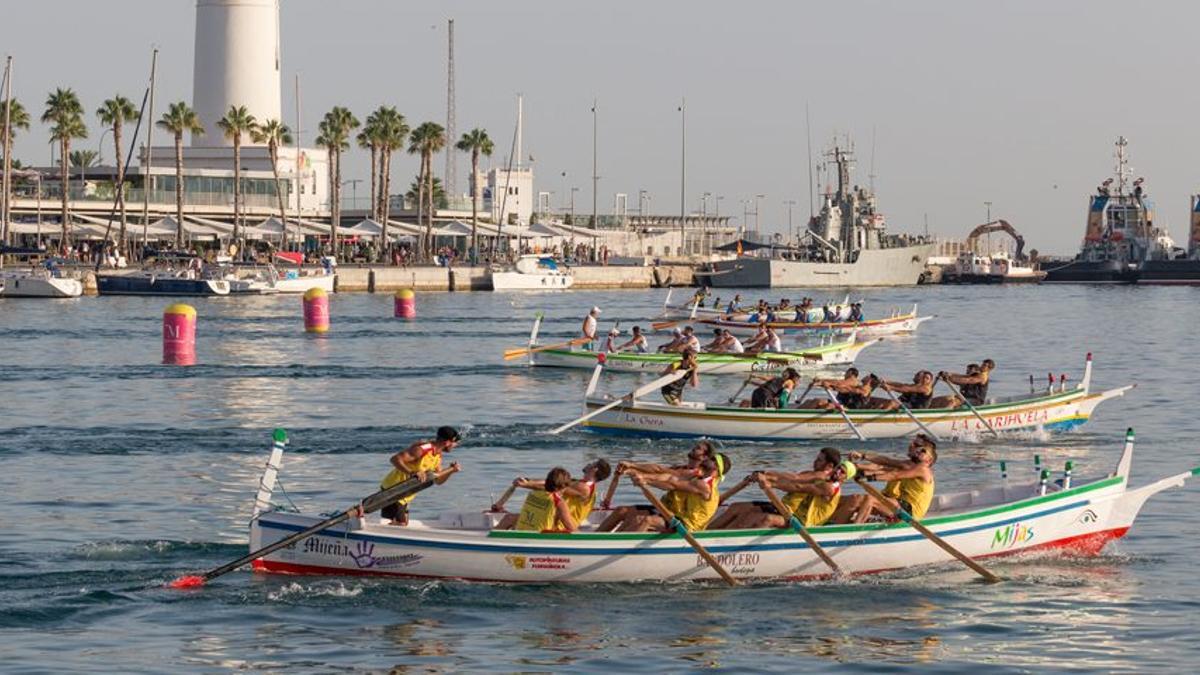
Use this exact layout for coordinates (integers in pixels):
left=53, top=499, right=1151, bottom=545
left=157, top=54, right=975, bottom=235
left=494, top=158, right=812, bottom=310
left=831, top=434, right=937, bottom=524
left=609, top=456, right=726, bottom=533
left=496, top=460, right=611, bottom=530
left=596, top=442, right=720, bottom=531
left=581, top=306, right=601, bottom=350
left=725, top=294, right=742, bottom=315
left=702, top=328, right=725, bottom=353
left=848, top=302, right=864, bottom=322
left=660, top=347, right=700, bottom=405
left=739, top=368, right=802, bottom=409
left=821, top=304, right=838, bottom=322
left=882, top=370, right=936, bottom=410
left=711, top=449, right=856, bottom=530
left=681, top=326, right=701, bottom=353
left=617, top=326, right=649, bottom=353
left=602, top=327, right=621, bottom=353
left=501, top=467, right=580, bottom=532
left=797, top=367, right=861, bottom=409
left=722, top=329, right=745, bottom=354
left=711, top=296, right=722, bottom=309
left=941, top=358, right=995, bottom=406
left=743, top=321, right=771, bottom=353
left=657, top=327, right=685, bottom=353
left=379, top=426, right=462, bottom=526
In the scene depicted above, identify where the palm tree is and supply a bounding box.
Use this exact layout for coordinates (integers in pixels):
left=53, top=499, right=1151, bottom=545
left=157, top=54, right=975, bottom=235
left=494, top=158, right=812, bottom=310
left=69, top=149, right=99, bottom=169
left=356, top=112, right=381, bottom=222
left=96, top=95, right=139, bottom=254
left=407, top=122, right=446, bottom=259
left=373, top=107, right=409, bottom=257
left=317, top=106, right=359, bottom=248
left=251, top=118, right=293, bottom=248
left=1, top=98, right=31, bottom=244
left=456, top=128, right=493, bottom=263
left=157, top=101, right=203, bottom=247
left=42, top=88, right=87, bottom=246
left=216, top=105, right=257, bottom=253
left=406, top=176, right=446, bottom=208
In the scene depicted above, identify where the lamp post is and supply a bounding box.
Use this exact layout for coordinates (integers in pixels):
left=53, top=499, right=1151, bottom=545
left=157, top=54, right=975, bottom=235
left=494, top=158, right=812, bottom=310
left=96, top=128, right=112, bottom=166
left=754, top=193, right=765, bottom=236
left=784, top=199, right=797, bottom=243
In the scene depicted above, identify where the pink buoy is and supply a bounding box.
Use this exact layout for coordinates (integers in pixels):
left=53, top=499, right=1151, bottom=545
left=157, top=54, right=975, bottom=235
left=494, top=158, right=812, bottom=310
left=162, top=303, right=197, bottom=366
left=394, top=288, right=416, bottom=319
left=303, top=287, right=330, bottom=334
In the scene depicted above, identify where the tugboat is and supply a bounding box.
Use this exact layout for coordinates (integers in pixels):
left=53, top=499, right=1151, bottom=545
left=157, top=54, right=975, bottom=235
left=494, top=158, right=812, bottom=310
left=1043, top=137, right=1158, bottom=284
left=1135, top=196, right=1200, bottom=284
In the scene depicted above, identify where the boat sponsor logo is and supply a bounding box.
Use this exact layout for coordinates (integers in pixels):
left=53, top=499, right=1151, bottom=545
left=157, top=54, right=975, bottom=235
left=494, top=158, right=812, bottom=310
left=1075, top=509, right=1099, bottom=524
left=347, top=541, right=422, bottom=570
left=990, top=522, right=1035, bottom=549
left=950, top=409, right=1051, bottom=431
left=505, top=554, right=571, bottom=571
left=698, top=551, right=759, bottom=575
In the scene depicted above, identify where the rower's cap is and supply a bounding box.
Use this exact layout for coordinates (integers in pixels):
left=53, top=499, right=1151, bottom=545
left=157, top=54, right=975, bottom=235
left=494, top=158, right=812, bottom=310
left=609, top=328, right=620, bottom=336
left=437, top=426, right=461, bottom=443
left=839, top=460, right=858, bottom=481
left=591, top=306, right=602, bottom=314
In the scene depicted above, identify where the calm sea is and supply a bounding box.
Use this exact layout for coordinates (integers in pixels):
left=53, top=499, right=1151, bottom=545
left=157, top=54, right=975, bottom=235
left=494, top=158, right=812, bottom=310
left=1, top=285, right=1198, bottom=672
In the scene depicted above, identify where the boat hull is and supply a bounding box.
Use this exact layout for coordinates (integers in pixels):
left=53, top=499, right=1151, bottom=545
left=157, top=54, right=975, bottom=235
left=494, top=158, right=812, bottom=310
left=0, top=274, right=83, bottom=298
left=530, top=339, right=875, bottom=375
left=580, top=385, right=1131, bottom=440
left=271, top=272, right=335, bottom=294
left=247, top=469, right=1167, bottom=583
left=701, top=244, right=935, bottom=288
left=697, top=312, right=930, bottom=338
left=491, top=271, right=575, bottom=291
left=1042, top=259, right=1137, bottom=284
left=96, top=274, right=230, bottom=296
left=1135, top=259, right=1200, bottom=285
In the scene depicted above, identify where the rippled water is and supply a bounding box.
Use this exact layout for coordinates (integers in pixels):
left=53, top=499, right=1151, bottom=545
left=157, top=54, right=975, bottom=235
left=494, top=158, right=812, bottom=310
left=2, top=286, right=1199, bottom=672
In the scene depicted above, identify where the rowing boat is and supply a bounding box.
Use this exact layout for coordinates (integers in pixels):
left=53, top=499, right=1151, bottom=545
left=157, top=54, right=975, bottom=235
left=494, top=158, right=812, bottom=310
left=660, top=289, right=855, bottom=323
left=577, top=354, right=1133, bottom=440
left=521, top=317, right=878, bottom=374
left=695, top=305, right=931, bottom=338
left=246, top=429, right=1193, bottom=582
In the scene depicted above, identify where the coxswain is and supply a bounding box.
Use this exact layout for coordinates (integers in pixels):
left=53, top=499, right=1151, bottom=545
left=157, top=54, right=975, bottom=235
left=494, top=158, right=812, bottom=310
left=831, top=434, right=937, bottom=523
left=739, top=368, right=802, bottom=409
left=941, top=358, right=995, bottom=406
left=711, top=296, right=722, bottom=310
left=882, top=370, right=936, bottom=410
left=379, top=426, right=462, bottom=526
left=660, top=347, right=700, bottom=405
left=504, top=467, right=580, bottom=532
left=617, top=326, right=649, bottom=353
left=581, top=306, right=601, bottom=349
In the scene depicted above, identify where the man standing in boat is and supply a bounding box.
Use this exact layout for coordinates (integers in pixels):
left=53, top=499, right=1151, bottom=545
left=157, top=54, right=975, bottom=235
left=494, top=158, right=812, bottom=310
left=379, top=426, right=462, bottom=526
left=660, top=347, right=700, bottom=405
left=831, top=434, right=937, bottom=524
left=581, top=306, right=601, bottom=350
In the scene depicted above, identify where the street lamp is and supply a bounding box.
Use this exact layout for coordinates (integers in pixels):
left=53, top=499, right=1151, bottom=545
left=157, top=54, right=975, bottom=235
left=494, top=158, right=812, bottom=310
left=96, top=128, right=112, bottom=166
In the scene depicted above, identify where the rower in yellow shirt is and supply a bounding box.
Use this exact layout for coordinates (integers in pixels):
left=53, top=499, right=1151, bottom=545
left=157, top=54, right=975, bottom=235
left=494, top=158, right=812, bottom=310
left=500, top=467, right=579, bottom=532
left=379, top=426, right=461, bottom=526
left=496, top=459, right=612, bottom=530
left=605, top=455, right=726, bottom=532
left=831, top=434, right=937, bottom=523
left=709, top=448, right=854, bottom=529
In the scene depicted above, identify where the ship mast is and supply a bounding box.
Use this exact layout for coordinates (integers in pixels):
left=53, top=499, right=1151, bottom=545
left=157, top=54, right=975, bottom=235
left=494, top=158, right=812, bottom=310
left=1114, top=136, right=1131, bottom=195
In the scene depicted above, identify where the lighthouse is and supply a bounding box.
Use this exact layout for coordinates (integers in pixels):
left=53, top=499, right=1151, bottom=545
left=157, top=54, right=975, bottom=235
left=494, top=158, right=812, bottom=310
left=191, top=0, right=282, bottom=146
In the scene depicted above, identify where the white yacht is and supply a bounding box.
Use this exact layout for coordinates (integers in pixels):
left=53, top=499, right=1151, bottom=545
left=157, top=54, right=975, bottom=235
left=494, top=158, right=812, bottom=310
left=0, top=267, right=84, bottom=298
left=491, top=255, right=575, bottom=291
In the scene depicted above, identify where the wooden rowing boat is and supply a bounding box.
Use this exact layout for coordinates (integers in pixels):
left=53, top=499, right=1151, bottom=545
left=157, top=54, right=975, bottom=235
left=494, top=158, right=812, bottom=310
left=695, top=304, right=932, bottom=338
left=660, top=289, right=855, bottom=323
left=576, top=354, right=1134, bottom=440
left=529, top=338, right=876, bottom=374
left=246, top=429, right=1193, bottom=582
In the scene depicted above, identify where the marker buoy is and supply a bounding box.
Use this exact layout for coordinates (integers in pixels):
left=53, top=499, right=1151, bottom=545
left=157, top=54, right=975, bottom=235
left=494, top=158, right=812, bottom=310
left=394, top=288, right=415, bottom=319
left=163, top=303, right=197, bottom=366
left=303, top=287, right=330, bottom=333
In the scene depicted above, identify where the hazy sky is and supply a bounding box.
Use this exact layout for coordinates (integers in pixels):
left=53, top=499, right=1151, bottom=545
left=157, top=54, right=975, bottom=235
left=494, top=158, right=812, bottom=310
left=4, top=0, right=1200, bottom=253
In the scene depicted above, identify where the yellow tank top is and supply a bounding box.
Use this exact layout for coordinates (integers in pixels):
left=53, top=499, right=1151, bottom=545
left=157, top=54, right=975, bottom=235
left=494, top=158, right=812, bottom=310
left=883, top=476, right=935, bottom=519
left=781, top=481, right=841, bottom=527
left=380, top=443, right=442, bottom=506
left=515, top=490, right=563, bottom=532
left=673, top=475, right=719, bottom=531
left=565, top=481, right=596, bottom=525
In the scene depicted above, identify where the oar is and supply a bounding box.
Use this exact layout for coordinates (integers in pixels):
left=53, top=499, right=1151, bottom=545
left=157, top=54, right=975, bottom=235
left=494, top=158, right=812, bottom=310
left=503, top=336, right=590, bottom=360
left=756, top=477, right=840, bottom=575
left=635, top=480, right=739, bottom=586
left=718, top=476, right=753, bottom=504
left=822, top=386, right=866, bottom=441
left=881, top=387, right=940, bottom=441
left=167, top=470, right=452, bottom=589
left=549, top=369, right=687, bottom=435
left=651, top=296, right=701, bottom=331
left=490, top=484, right=519, bottom=512
left=599, top=471, right=622, bottom=509
left=854, top=477, right=1000, bottom=583
left=726, top=374, right=757, bottom=404
left=938, top=375, right=1000, bottom=438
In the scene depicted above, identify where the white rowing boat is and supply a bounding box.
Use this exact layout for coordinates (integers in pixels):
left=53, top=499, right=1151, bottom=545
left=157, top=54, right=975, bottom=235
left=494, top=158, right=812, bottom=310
left=245, top=429, right=1194, bottom=583
left=695, top=304, right=932, bottom=338
left=576, top=354, right=1133, bottom=440
left=660, top=289, right=855, bottom=323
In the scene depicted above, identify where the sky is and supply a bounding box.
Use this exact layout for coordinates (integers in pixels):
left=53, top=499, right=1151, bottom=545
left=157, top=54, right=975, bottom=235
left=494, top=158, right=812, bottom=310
left=4, top=0, right=1200, bottom=254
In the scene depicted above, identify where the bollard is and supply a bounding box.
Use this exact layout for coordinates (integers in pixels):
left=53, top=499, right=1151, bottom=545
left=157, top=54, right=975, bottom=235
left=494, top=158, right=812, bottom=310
left=1039, top=469, right=1050, bottom=496
left=394, top=288, right=416, bottom=319
left=1033, top=454, right=1042, bottom=477
left=1000, top=460, right=1008, bottom=481
left=1062, top=461, right=1073, bottom=489
left=163, top=303, right=197, bottom=366
left=303, top=287, right=330, bottom=334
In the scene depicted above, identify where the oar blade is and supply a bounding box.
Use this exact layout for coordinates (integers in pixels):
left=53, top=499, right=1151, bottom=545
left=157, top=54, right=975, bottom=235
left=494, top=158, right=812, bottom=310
left=166, top=574, right=206, bottom=589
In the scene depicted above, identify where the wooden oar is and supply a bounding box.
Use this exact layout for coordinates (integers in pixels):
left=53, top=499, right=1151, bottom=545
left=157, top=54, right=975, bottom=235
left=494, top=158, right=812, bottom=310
left=635, top=481, right=739, bottom=586
left=490, top=484, right=518, bottom=512
left=822, top=386, right=866, bottom=441
left=938, top=375, right=1000, bottom=437
left=756, top=477, right=840, bottom=575
left=503, top=336, right=590, bottom=360
left=599, top=471, right=622, bottom=509
left=549, top=369, right=687, bottom=435
left=718, top=476, right=752, bottom=504
left=882, top=387, right=940, bottom=441
left=726, top=374, right=757, bottom=404
left=167, top=469, right=453, bottom=589
left=854, top=477, right=1000, bottom=583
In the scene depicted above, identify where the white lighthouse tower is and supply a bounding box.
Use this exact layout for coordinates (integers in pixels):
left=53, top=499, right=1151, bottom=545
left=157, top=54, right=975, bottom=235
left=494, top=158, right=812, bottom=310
left=191, top=0, right=282, bottom=146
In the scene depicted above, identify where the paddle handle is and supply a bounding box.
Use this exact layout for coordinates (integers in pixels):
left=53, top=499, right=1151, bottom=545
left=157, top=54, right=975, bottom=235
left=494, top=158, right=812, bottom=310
left=855, top=477, right=1000, bottom=583
left=637, top=482, right=739, bottom=586
left=490, top=484, right=518, bottom=512
left=717, top=477, right=751, bottom=504
left=600, top=471, right=621, bottom=509
left=757, top=478, right=840, bottom=574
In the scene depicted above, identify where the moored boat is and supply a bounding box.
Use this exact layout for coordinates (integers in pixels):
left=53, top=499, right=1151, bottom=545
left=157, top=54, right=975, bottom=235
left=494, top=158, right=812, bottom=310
left=0, top=269, right=84, bottom=298
left=245, top=429, right=1194, bottom=583
left=577, top=354, right=1132, bottom=441
left=96, top=270, right=230, bottom=296
left=491, top=254, right=574, bottom=291
left=696, top=305, right=931, bottom=339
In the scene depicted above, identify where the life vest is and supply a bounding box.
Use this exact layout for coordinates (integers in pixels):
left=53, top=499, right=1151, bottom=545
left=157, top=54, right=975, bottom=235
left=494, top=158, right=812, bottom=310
left=883, top=476, right=935, bottom=519
left=516, top=490, right=564, bottom=532
left=380, top=442, right=442, bottom=506
left=782, top=480, right=841, bottom=526
left=565, top=480, right=596, bottom=525
left=670, top=474, right=719, bottom=531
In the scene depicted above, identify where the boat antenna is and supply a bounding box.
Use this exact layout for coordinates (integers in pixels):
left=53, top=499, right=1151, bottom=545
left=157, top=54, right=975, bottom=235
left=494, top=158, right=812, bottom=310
left=494, top=94, right=519, bottom=255
left=95, top=52, right=154, bottom=272
left=869, top=125, right=877, bottom=193
left=805, top=103, right=814, bottom=219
